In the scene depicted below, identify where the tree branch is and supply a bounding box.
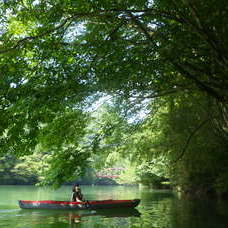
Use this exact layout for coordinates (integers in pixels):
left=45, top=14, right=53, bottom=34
left=170, top=60, right=227, bottom=103
left=0, top=17, right=73, bottom=54
left=173, top=118, right=210, bottom=163
left=127, top=12, right=156, bottom=44
left=105, top=19, right=127, bottom=41
left=130, top=87, right=192, bottom=99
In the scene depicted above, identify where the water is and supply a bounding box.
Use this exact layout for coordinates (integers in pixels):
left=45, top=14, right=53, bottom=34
left=0, top=185, right=228, bottom=227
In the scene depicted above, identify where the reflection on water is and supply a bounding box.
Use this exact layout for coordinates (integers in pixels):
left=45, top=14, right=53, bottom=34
left=1, top=186, right=228, bottom=227
left=17, top=208, right=140, bottom=227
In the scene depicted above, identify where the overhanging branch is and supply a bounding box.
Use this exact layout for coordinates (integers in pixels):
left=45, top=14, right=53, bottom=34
left=173, top=118, right=210, bottom=163
left=0, top=17, right=73, bottom=54
left=170, top=60, right=227, bottom=103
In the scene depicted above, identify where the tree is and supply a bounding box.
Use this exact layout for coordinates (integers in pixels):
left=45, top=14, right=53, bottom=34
left=1, top=0, right=227, bottom=101
left=0, top=0, right=228, bottom=189
left=138, top=93, right=228, bottom=195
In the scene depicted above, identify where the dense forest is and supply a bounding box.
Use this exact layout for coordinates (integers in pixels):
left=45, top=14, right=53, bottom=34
left=0, top=0, right=228, bottom=197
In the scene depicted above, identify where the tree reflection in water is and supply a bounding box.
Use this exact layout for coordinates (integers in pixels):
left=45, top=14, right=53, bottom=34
left=18, top=208, right=141, bottom=227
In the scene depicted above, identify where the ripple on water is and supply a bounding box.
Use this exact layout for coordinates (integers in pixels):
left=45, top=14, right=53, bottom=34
left=0, top=209, right=21, bottom=218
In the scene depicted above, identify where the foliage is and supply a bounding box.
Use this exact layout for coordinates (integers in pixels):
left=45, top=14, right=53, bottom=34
left=0, top=154, right=38, bottom=184
left=139, top=93, right=228, bottom=195
left=136, top=160, right=169, bottom=188
left=0, top=0, right=228, bottom=194
left=118, top=167, right=138, bottom=185
left=13, top=152, right=49, bottom=183
left=100, top=93, right=228, bottom=194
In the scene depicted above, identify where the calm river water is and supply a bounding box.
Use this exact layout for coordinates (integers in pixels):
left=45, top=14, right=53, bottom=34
left=0, top=185, right=228, bottom=227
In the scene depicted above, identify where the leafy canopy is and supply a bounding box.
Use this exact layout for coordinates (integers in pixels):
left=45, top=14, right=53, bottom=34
left=0, top=0, right=228, bottom=188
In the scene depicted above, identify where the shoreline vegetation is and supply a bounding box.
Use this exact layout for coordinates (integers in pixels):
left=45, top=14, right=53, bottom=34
left=0, top=154, right=171, bottom=188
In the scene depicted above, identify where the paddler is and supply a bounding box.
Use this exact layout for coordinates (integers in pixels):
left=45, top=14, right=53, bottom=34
left=71, top=184, right=84, bottom=202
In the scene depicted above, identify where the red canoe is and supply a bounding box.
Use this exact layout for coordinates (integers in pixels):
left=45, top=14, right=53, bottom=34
left=18, top=199, right=140, bottom=210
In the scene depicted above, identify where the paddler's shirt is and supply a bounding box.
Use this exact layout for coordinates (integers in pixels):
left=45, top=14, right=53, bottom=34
left=72, top=190, right=83, bottom=202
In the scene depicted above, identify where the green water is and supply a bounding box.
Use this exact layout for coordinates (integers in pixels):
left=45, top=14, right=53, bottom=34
left=0, top=185, right=228, bottom=227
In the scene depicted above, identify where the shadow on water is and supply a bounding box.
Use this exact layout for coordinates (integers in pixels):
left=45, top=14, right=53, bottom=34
left=135, top=190, right=228, bottom=228
left=170, top=198, right=228, bottom=228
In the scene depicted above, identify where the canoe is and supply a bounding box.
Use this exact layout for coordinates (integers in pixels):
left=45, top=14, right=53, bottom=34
left=18, top=199, right=140, bottom=210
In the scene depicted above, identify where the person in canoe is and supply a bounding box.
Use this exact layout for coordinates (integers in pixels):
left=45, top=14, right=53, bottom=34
left=71, top=184, right=84, bottom=202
